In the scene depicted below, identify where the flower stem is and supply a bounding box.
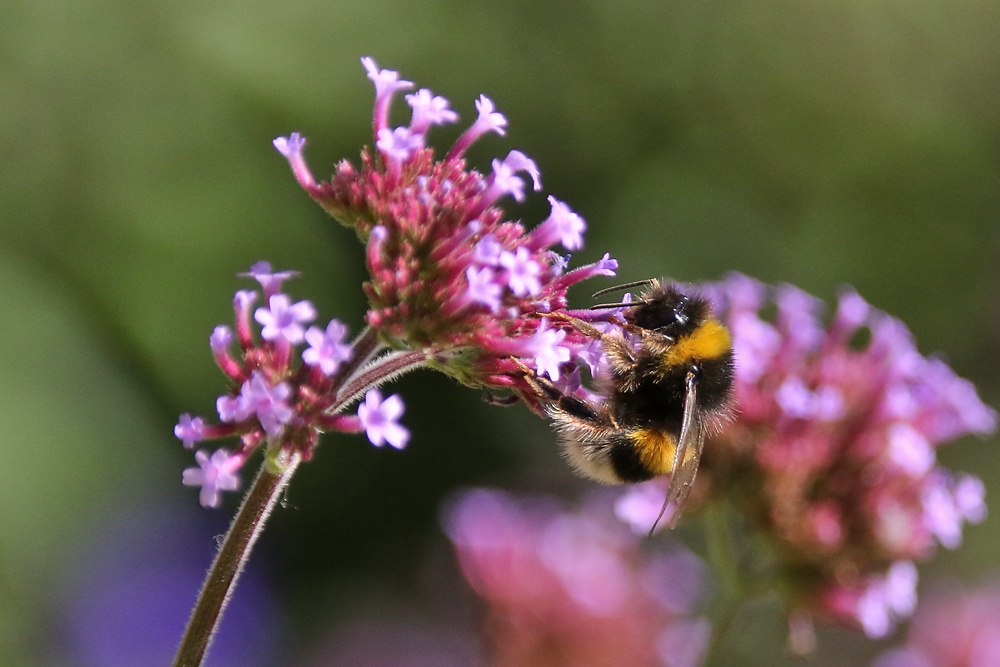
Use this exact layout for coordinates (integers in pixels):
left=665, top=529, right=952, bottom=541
left=172, top=451, right=301, bottom=667
left=701, top=501, right=745, bottom=666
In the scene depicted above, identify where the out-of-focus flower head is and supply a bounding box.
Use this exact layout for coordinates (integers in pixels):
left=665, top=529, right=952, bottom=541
left=443, top=488, right=711, bottom=667
left=175, top=262, right=412, bottom=507
left=615, top=273, right=995, bottom=639
left=274, top=58, right=618, bottom=401
left=873, top=580, right=1000, bottom=667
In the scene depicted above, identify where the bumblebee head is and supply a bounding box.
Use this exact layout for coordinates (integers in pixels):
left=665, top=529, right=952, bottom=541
left=628, top=283, right=710, bottom=341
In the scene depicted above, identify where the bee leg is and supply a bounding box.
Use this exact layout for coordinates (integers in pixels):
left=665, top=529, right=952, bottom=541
left=542, top=311, right=606, bottom=340
left=482, top=390, right=521, bottom=406
left=510, top=357, right=603, bottom=423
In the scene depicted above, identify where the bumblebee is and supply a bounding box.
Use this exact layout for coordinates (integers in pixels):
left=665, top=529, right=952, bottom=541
left=520, top=279, right=735, bottom=531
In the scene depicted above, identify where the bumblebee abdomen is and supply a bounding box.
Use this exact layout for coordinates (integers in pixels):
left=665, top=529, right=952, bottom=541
left=608, top=428, right=677, bottom=483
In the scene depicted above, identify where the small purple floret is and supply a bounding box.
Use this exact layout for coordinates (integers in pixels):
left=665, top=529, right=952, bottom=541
left=406, top=88, right=458, bottom=135
left=376, top=126, right=424, bottom=164
left=465, top=266, right=503, bottom=312
left=357, top=389, right=410, bottom=449
left=183, top=449, right=242, bottom=508
left=174, top=414, right=205, bottom=449
left=499, top=247, right=543, bottom=297
left=240, top=261, right=300, bottom=298
left=255, top=294, right=317, bottom=344
left=302, top=319, right=353, bottom=376
left=530, top=320, right=570, bottom=381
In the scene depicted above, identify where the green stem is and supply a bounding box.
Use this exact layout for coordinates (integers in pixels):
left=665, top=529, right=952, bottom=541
left=172, top=451, right=301, bottom=667
left=701, top=501, right=745, bottom=667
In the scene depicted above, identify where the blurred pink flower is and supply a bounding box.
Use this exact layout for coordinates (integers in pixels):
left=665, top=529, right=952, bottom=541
left=443, top=489, right=709, bottom=667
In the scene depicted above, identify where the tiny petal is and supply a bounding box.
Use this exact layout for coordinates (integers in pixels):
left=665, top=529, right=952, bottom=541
left=210, top=326, right=233, bottom=354
left=272, top=134, right=316, bottom=188
left=447, top=94, right=508, bottom=159
left=405, top=88, right=458, bottom=134
left=954, top=475, right=987, bottom=523
left=528, top=196, right=586, bottom=251
left=499, top=247, right=543, bottom=297
left=775, top=376, right=815, bottom=419
left=465, top=266, right=503, bottom=312
left=472, top=234, right=504, bottom=266
left=530, top=320, right=570, bottom=381
left=241, top=372, right=294, bottom=437
left=502, top=150, right=541, bottom=192
left=358, top=389, right=410, bottom=449
left=362, top=56, right=414, bottom=135
left=922, top=479, right=963, bottom=548
left=883, top=561, right=918, bottom=616
left=174, top=414, right=205, bottom=449
left=376, top=126, right=424, bottom=164
left=183, top=449, right=242, bottom=508
left=887, top=422, right=935, bottom=477
left=489, top=157, right=527, bottom=202
left=302, top=319, right=353, bottom=376
left=239, top=261, right=300, bottom=297
left=217, top=393, right=252, bottom=423
left=255, top=294, right=317, bottom=344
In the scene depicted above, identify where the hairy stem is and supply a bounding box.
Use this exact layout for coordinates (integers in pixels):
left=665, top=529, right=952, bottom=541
left=173, top=451, right=300, bottom=667
left=329, top=349, right=429, bottom=414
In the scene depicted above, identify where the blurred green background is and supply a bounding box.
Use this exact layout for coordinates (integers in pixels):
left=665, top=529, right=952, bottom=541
left=2, top=0, right=999, bottom=665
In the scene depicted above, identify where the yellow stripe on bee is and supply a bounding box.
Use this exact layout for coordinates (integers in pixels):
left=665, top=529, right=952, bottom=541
left=631, top=428, right=678, bottom=476
left=661, top=317, right=732, bottom=374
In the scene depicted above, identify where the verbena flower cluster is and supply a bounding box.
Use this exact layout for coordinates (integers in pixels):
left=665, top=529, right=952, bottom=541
left=175, top=262, right=410, bottom=507
left=618, top=273, right=995, bottom=639
left=874, top=579, right=1000, bottom=667
left=444, top=488, right=711, bottom=667
left=274, top=57, right=618, bottom=400
left=176, top=58, right=620, bottom=505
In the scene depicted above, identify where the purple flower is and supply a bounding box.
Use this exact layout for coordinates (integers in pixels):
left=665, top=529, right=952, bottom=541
left=499, top=247, right=543, bottom=297
left=954, top=475, right=987, bottom=523
left=464, top=266, right=503, bottom=312
left=405, top=88, right=458, bottom=135
left=887, top=422, right=935, bottom=477
left=480, top=151, right=541, bottom=207
left=174, top=414, right=205, bottom=449
left=472, top=234, right=503, bottom=266
left=357, top=389, right=410, bottom=449
left=528, top=196, right=587, bottom=251
left=376, top=126, right=424, bottom=164
left=448, top=94, right=507, bottom=159
left=700, top=272, right=996, bottom=637
left=241, top=372, right=294, bottom=437
left=529, top=320, right=570, bottom=381
left=254, top=294, right=317, bottom=344
left=362, top=56, right=413, bottom=135
left=182, top=449, right=242, bottom=508
left=302, top=319, right=353, bottom=376
left=239, top=261, right=300, bottom=298
left=210, top=326, right=232, bottom=355
left=855, top=561, right=918, bottom=638
left=217, top=393, right=253, bottom=423
left=272, top=133, right=315, bottom=189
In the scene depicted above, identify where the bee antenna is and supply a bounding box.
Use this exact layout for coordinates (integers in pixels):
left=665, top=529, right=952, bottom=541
left=591, top=279, right=656, bottom=299
left=589, top=299, right=649, bottom=311
left=648, top=495, right=673, bottom=537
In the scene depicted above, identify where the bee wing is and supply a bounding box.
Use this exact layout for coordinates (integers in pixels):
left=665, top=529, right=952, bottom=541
left=651, top=370, right=705, bottom=533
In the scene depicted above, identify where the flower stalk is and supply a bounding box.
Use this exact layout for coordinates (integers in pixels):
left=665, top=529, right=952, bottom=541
left=172, top=449, right=300, bottom=667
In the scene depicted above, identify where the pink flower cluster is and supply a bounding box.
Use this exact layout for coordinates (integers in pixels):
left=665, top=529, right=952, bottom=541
left=443, top=489, right=711, bottom=667
left=274, top=58, right=617, bottom=397
left=174, top=262, right=411, bottom=507
left=874, top=580, right=1000, bottom=667
left=692, top=273, right=994, bottom=637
